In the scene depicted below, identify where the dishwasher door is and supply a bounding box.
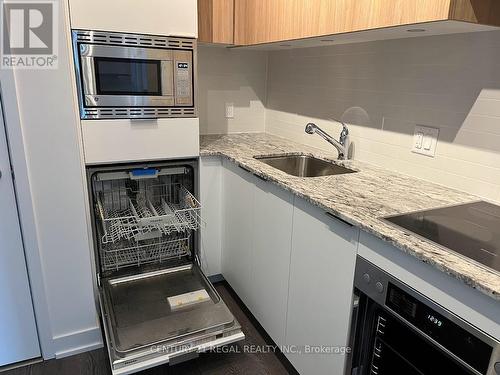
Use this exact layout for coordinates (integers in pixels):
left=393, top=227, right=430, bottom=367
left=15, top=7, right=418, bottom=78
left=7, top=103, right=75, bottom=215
left=99, top=263, right=244, bottom=374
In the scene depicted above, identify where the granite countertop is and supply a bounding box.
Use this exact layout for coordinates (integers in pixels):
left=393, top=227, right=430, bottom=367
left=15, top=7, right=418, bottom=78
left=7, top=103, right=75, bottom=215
left=200, top=133, right=500, bottom=301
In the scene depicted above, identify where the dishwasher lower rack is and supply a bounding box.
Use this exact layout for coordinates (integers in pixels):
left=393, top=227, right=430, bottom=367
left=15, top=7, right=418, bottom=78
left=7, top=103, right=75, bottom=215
left=96, top=183, right=201, bottom=244
left=100, top=233, right=191, bottom=272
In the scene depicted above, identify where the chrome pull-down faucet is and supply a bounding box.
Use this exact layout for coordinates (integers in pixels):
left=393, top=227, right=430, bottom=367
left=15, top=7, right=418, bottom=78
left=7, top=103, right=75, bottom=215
left=305, top=119, right=349, bottom=160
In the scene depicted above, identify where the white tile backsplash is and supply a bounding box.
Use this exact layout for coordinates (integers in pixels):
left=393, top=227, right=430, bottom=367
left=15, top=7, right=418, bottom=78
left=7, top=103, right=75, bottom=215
left=265, top=31, right=500, bottom=202
left=198, top=45, right=268, bottom=134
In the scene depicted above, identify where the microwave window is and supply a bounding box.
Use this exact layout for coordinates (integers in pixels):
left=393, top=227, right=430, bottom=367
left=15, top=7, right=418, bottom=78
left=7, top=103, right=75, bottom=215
left=94, top=58, right=161, bottom=96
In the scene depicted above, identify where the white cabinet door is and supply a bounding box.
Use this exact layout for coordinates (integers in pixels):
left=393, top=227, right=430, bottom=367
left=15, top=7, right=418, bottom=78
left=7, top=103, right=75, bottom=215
left=221, top=160, right=256, bottom=305
left=82, top=118, right=199, bottom=165
left=69, top=0, right=198, bottom=37
left=220, top=162, right=294, bottom=346
left=286, top=198, right=359, bottom=375
left=200, top=157, right=223, bottom=277
left=249, top=178, right=294, bottom=346
left=0, top=102, right=40, bottom=366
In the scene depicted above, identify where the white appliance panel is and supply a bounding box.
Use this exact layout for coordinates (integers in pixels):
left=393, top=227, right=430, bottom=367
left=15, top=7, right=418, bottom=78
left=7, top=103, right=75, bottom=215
left=0, top=100, right=40, bottom=366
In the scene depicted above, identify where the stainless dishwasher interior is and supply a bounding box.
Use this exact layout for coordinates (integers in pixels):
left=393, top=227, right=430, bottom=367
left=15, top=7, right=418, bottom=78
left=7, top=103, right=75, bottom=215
left=87, top=160, right=244, bottom=374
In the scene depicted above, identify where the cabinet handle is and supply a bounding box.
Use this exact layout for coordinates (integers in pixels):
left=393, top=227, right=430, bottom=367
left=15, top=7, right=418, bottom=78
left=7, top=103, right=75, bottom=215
left=129, top=118, right=158, bottom=122
left=238, top=165, right=268, bottom=182
left=325, top=211, right=353, bottom=227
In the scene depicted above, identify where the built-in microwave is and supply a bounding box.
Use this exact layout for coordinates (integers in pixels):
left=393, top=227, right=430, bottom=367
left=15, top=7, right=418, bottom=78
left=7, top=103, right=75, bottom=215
left=72, top=30, right=196, bottom=119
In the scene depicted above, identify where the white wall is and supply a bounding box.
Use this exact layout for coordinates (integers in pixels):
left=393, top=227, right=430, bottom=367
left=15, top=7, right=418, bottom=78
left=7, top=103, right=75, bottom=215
left=265, top=31, right=500, bottom=202
left=3, top=0, right=100, bottom=359
left=198, top=45, right=268, bottom=134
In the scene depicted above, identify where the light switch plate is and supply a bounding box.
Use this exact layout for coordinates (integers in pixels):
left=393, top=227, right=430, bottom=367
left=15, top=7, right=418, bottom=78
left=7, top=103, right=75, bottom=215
left=225, top=102, right=234, bottom=118
left=414, top=132, right=424, bottom=149
left=412, top=125, right=439, bottom=157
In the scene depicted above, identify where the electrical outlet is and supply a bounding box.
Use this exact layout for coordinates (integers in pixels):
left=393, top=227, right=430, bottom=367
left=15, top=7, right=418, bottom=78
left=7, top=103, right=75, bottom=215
left=225, top=102, right=234, bottom=118
left=412, top=125, right=439, bottom=157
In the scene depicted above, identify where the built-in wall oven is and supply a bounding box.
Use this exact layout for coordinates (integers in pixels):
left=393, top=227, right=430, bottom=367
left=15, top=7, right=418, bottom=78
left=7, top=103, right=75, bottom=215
left=348, top=256, right=500, bottom=375
left=73, top=30, right=196, bottom=119
left=86, top=160, right=243, bottom=374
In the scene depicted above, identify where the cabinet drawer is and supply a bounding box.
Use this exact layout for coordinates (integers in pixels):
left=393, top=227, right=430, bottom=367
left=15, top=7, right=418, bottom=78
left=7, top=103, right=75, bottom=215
left=81, top=118, right=199, bottom=165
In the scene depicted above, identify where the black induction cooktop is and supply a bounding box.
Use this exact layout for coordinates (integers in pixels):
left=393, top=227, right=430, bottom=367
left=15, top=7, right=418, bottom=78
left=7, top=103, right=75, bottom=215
left=384, top=201, right=500, bottom=274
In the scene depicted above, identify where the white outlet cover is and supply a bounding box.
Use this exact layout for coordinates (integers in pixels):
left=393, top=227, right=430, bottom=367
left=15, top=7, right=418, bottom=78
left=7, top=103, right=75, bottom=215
left=412, top=125, right=439, bottom=157
left=225, top=102, right=234, bottom=118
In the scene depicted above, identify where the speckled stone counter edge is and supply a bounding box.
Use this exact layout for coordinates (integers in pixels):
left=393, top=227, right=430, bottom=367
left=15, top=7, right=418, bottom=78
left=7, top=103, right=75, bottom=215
left=200, top=133, right=500, bottom=301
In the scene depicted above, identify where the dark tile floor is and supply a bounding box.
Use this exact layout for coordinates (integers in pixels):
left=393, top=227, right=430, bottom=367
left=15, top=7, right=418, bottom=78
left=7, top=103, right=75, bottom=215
left=4, top=283, right=292, bottom=375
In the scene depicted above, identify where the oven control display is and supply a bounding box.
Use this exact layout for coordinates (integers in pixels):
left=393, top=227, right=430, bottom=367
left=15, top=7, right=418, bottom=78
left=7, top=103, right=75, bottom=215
left=426, top=314, right=443, bottom=327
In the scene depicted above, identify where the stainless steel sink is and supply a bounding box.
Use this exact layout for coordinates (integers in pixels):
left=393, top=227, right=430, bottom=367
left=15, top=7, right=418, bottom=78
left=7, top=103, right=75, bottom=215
left=254, top=155, right=357, bottom=177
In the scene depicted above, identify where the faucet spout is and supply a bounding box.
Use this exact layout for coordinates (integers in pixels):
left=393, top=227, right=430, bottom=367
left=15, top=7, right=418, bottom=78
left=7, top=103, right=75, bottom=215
left=305, top=120, right=349, bottom=160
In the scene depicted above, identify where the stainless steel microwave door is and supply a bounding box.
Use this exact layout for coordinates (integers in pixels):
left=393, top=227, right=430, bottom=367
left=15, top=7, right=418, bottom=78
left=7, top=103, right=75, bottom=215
left=80, top=44, right=175, bottom=108
left=73, top=30, right=196, bottom=119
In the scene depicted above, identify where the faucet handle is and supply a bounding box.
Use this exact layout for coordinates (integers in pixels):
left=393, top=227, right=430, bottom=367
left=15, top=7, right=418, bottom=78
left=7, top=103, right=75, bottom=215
left=340, top=124, right=349, bottom=137
left=305, top=123, right=317, bottom=134
left=329, top=117, right=349, bottom=144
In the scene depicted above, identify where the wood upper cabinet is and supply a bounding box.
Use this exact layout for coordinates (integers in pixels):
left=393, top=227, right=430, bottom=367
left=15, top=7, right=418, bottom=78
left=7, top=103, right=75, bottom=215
left=234, top=0, right=500, bottom=45
left=198, top=0, right=234, bottom=44
left=450, top=0, right=500, bottom=24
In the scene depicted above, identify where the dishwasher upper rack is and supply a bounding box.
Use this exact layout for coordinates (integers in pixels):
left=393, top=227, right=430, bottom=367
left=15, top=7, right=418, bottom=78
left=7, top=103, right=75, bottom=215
left=96, top=183, right=201, bottom=244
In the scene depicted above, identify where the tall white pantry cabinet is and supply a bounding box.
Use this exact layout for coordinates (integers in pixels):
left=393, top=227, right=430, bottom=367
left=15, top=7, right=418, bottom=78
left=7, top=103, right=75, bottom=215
left=1, top=0, right=198, bottom=361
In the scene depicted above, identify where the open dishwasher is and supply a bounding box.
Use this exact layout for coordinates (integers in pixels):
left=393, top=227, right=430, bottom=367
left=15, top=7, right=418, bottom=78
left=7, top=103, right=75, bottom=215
left=87, top=159, right=244, bottom=374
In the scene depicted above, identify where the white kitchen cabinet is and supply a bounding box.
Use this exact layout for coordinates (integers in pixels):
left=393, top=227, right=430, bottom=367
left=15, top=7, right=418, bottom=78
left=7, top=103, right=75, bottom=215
left=248, top=177, right=294, bottom=346
left=286, top=197, right=359, bottom=375
left=219, top=160, right=358, bottom=361
left=0, top=98, right=40, bottom=366
left=221, top=161, right=294, bottom=347
left=200, top=157, right=223, bottom=277
left=221, top=160, right=256, bottom=305
left=1, top=0, right=101, bottom=358
left=68, top=0, right=198, bottom=38
left=81, top=118, right=199, bottom=165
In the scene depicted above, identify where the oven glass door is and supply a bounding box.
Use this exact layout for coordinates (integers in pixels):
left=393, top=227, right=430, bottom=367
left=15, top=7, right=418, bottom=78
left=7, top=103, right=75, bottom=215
left=368, top=310, right=476, bottom=375
left=79, top=44, right=175, bottom=107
